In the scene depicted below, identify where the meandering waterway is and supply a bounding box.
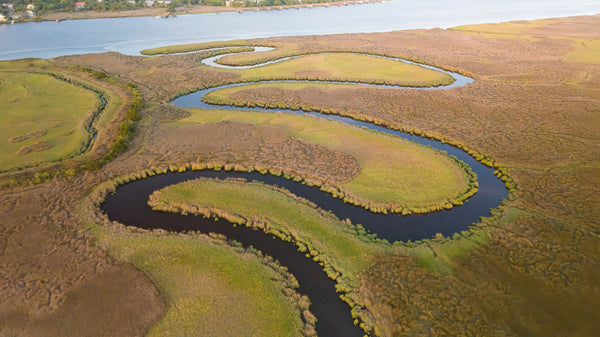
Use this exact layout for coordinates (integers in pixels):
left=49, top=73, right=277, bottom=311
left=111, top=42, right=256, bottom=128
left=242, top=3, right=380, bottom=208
left=102, top=50, right=507, bottom=337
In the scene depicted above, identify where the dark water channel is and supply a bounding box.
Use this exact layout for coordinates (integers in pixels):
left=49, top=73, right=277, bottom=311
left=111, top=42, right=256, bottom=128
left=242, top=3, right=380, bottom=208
left=102, top=61, right=507, bottom=337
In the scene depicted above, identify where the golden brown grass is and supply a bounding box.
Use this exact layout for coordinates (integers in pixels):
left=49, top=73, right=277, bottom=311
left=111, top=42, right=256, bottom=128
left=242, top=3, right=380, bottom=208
left=1, top=14, right=599, bottom=337
left=177, top=108, right=473, bottom=212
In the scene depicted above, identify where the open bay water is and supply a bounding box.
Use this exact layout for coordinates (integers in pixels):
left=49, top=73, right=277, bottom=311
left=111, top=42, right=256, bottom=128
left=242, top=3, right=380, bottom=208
left=1, top=0, right=599, bottom=60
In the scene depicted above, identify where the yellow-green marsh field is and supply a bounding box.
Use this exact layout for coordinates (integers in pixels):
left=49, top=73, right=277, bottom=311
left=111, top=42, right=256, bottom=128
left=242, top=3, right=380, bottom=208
left=87, top=220, right=307, bottom=337
left=210, top=53, right=455, bottom=87
left=0, top=71, right=100, bottom=171
left=176, top=107, right=472, bottom=211
left=149, top=178, right=387, bottom=276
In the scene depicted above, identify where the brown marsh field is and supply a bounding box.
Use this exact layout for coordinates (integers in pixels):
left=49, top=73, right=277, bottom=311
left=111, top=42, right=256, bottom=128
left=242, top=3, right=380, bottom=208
left=0, top=14, right=599, bottom=337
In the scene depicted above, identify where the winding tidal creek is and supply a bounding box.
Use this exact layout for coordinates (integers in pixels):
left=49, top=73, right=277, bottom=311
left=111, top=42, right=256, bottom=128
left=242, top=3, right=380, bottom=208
left=103, top=51, right=507, bottom=337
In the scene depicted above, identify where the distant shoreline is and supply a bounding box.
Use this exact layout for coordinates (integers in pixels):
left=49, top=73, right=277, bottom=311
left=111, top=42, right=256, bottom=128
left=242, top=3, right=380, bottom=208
left=6, top=1, right=384, bottom=24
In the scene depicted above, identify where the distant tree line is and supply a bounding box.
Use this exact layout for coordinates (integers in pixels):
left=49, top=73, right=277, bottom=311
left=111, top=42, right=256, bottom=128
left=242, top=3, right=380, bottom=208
left=2, top=0, right=75, bottom=13
left=1, top=0, right=357, bottom=16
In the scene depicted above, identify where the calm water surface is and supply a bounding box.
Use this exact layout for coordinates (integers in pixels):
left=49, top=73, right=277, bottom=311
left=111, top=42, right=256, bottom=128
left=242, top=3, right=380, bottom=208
left=1, top=0, right=599, bottom=60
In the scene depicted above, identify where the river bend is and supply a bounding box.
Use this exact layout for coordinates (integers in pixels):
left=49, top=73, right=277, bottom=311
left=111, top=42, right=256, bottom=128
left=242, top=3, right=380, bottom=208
left=103, top=50, right=507, bottom=337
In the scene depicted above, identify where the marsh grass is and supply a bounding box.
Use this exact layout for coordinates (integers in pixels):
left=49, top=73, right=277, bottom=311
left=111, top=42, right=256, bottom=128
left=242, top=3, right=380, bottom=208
left=16, top=15, right=600, bottom=337
left=177, top=108, right=474, bottom=212
left=0, top=71, right=100, bottom=171
left=451, top=18, right=600, bottom=65
left=86, top=215, right=309, bottom=337
left=149, top=177, right=387, bottom=275
left=140, top=40, right=256, bottom=55
left=217, top=53, right=454, bottom=87
left=146, top=176, right=390, bottom=334
left=566, top=38, right=600, bottom=64
left=449, top=20, right=547, bottom=41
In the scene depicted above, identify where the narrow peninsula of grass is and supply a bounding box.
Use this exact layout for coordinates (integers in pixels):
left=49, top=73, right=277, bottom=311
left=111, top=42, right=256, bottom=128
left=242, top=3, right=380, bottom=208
left=176, top=108, right=475, bottom=213
left=149, top=177, right=386, bottom=276
left=209, top=53, right=454, bottom=87
left=140, top=40, right=255, bottom=55
left=0, top=71, right=101, bottom=171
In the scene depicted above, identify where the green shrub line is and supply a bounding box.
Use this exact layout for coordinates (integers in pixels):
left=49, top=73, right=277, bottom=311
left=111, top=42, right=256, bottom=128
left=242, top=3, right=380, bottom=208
left=100, top=82, right=143, bottom=163
left=223, top=72, right=453, bottom=88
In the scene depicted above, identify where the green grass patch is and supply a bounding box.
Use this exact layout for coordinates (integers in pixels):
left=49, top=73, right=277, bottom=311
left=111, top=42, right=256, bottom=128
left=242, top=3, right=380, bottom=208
left=566, top=38, right=600, bottom=64
left=149, top=177, right=386, bottom=276
left=0, top=71, right=100, bottom=171
left=209, top=53, right=454, bottom=87
left=177, top=108, right=472, bottom=211
left=86, top=221, right=307, bottom=337
left=449, top=20, right=547, bottom=42
left=140, top=40, right=255, bottom=55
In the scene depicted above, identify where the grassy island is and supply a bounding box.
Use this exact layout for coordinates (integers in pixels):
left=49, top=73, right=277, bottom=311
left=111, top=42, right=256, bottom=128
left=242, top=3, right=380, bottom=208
left=148, top=177, right=386, bottom=274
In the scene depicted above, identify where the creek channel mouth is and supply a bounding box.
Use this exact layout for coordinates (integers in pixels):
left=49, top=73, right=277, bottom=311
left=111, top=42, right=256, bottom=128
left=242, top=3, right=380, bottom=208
left=102, top=52, right=507, bottom=337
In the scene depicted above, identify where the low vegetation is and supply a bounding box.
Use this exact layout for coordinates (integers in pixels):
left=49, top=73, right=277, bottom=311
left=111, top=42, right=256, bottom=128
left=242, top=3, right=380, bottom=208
left=85, top=212, right=310, bottom=337
left=0, top=60, right=147, bottom=187
left=148, top=177, right=386, bottom=273
left=176, top=107, right=475, bottom=213
left=0, top=71, right=100, bottom=171
left=140, top=40, right=257, bottom=56
left=1, top=14, right=598, bottom=337
left=212, top=53, right=455, bottom=87
left=142, top=174, right=501, bottom=334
